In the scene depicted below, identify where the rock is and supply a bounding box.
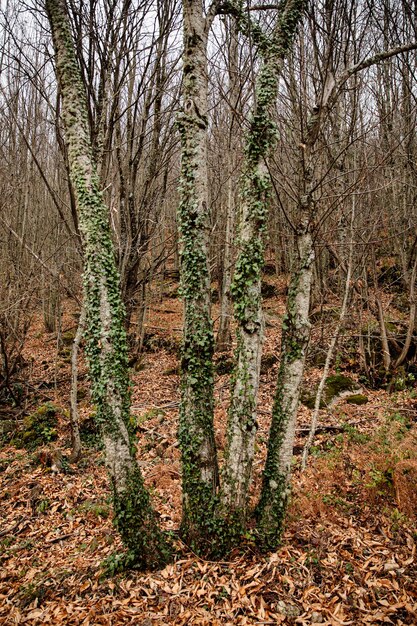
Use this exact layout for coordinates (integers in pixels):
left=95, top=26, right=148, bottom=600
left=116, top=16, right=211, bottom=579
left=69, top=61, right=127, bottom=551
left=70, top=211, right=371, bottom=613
left=36, top=446, right=64, bottom=472
left=61, top=330, right=76, bottom=345
left=311, top=612, right=324, bottom=623
left=277, top=601, right=301, bottom=617
left=301, top=374, right=361, bottom=409
left=345, top=394, right=368, bottom=405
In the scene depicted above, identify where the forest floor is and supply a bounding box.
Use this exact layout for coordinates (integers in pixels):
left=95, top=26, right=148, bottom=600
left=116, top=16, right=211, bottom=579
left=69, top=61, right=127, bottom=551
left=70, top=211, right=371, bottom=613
left=1, top=276, right=417, bottom=625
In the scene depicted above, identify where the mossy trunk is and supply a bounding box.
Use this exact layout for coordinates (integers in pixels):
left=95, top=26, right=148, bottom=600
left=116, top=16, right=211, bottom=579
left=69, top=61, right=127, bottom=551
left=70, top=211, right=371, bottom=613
left=177, top=0, right=219, bottom=553
left=46, top=0, right=170, bottom=569
left=256, top=217, right=314, bottom=549
left=219, top=0, right=305, bottom=541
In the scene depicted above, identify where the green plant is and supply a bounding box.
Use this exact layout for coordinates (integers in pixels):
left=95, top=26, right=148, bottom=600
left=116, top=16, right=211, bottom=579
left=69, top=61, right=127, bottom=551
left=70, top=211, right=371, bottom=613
left=342, top=423, right=370, bottom=444
left=14, top=403, right=60, bottom=450
left=37, top=499, right=50, bottom=514
left=79, top=499, right=110, bottom=518
left=390, top=507, right=407, bottom=531
left=17, top=582, right=47, bottom=607
left=366, top=466, right=394, bottom=495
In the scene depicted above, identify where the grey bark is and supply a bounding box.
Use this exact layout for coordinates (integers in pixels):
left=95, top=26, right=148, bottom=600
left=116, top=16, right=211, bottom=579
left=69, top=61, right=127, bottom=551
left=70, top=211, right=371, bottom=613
left=256, top=33, right=417, bottom=549
left=45, top=0, right=170, bottom=569
left=216, top=16, right=239, bottom=353
left=177, top=0, right=221, bottom=553
left=301, top=194, right=356, bottom=470
left=220, top=0, right=305, bottom=532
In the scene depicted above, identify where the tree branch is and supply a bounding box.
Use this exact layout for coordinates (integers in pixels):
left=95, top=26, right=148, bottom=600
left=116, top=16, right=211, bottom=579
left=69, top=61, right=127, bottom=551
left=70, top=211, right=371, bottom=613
left=342, top=41, right=417, bottom=82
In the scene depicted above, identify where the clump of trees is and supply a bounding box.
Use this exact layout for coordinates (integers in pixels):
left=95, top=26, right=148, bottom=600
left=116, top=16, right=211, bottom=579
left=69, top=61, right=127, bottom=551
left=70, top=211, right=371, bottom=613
left=0, top=0, right=416, bottom=568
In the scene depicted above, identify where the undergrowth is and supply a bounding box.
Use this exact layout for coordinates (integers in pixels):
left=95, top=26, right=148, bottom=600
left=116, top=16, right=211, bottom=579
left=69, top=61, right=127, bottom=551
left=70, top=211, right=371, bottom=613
left=293, top=410, right=417, bottom=526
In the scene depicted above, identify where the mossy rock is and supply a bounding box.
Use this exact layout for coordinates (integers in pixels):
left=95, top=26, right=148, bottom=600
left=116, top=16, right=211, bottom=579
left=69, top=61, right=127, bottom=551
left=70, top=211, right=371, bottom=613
left=133, top=358, right=147, bottom=372
left=307, top=346, right=327, bottom=367
left=300, top=391, right=326, bottom=410
left=142, top=333, right=181, bottom=355
left=14, top=403, right=59, bottom=450
left=59, top=346, right=71, bottom=358
left=164, top=286, right=179, bottom=299
left=76, top=388, right=87, bottom=401
left=301, top=374, right=360, bottom=409
left=325, top=374, right=357, bottom=397
left=345, top=394, right=369, bottom=405
left=260, top=353, right=278, bottom=373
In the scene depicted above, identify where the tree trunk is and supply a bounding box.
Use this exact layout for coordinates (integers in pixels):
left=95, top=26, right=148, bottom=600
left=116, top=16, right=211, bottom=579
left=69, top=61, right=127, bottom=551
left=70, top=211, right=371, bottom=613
left=256, top=222, right=313, bottom=548
left=45, top=0, right=170, bottom=569
left=219, top=0, right=305, bottom=541
left=301, top=193, right=356, bottom=470
left=216, top=16, right=239, bottom=353
left=177, top=0, right=219, bottom=554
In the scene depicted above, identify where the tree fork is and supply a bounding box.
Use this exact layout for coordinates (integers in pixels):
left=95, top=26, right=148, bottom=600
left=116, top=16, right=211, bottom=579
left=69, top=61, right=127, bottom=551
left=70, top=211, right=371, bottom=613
left=219, top=0, right=305, bottom=544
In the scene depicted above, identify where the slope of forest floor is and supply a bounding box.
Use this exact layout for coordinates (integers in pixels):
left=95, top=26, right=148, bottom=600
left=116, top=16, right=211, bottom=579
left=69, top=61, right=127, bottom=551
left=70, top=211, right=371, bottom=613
left=1, top=279, right=417, bottom=625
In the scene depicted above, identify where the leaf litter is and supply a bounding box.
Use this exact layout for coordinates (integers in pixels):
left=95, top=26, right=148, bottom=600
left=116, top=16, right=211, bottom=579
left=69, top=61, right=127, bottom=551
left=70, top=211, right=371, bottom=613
left=1, top=282, right=416, bottom=625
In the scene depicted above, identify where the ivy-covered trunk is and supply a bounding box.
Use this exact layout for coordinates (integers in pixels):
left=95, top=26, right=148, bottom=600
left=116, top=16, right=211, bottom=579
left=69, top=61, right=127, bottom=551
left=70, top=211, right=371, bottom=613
left=177, top=0, right=219, bottom=553
left=256, top=220, right=313, bottom=549
left=219, top=0, right=305, bottom=539
left=46, top=0, right=170, bottom=569
left=255, top=23, right=325, bottom=546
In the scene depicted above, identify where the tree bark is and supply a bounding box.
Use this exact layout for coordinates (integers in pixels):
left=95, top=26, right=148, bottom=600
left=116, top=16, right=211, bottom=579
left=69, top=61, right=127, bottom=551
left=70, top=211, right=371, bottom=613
left=301, top=193, right=356, bottom=470
left=177, top=0, right=219, bottom=554
left=45, top=0, right=170, bottom=569
left=255, top=25, right=417, bottom=549
left=219, top=0, right=305, bottom=539
left=256, top=219, right=313, bottom=548
left=216, top=16, right=239, bottom=353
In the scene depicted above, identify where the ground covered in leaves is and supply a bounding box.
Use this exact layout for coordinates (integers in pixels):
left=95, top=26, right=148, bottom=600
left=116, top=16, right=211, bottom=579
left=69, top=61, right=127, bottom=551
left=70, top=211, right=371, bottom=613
left=1, top=280, right=417, bottom=625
